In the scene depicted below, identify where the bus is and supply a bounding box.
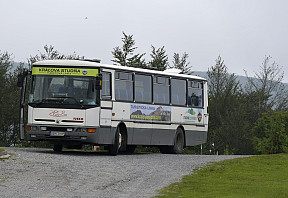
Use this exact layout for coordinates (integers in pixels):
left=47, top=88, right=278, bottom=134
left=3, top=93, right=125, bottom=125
left=17, top=59, right=208, bottom=155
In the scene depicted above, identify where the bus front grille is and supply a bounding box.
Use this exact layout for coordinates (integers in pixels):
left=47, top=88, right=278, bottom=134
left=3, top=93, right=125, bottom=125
left=47, top=127, right=67, bottom=132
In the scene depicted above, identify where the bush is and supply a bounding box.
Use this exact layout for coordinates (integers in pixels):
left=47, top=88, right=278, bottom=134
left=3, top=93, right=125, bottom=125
left=253, top=111, right=288, bottom=154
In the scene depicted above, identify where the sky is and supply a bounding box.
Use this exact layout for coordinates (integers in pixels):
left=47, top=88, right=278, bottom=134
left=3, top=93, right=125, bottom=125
left=1, top=0, right=288, bottom=82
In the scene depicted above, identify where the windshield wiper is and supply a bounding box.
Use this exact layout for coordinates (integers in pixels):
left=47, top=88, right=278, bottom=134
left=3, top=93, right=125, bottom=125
left=34, top=100, right=44, bottom=107
left=54, top=96, right=84, bottom=108
left=33, top=97, right=84, bottom=108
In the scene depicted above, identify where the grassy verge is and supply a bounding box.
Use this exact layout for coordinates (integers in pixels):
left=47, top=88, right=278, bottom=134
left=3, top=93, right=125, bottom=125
left=0, top=148, right=9, bottom=160
left=156, top=154, right=288, bottom=198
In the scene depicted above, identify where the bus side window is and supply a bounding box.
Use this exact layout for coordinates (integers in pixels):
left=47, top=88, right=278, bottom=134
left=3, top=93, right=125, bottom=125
left=135, top=74, right=152, bottom=103
left=115, top=71, right=133, bottom=101
left=187, top=81, right=203, bottom=107
left=102, top=72, right=112, bottom=100
left=171, top=78, right=186, bottom=106
left=153, top=76, right=170, bottom=105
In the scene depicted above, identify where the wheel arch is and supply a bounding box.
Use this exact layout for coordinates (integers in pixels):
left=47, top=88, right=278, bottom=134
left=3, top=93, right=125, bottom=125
left=116, top=121, right=128, bottom=138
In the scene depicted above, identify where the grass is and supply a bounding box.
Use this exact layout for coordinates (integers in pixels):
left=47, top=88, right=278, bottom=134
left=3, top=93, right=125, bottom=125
left=0, top=148, right=13, bottom=160
left=156, top=154, right=288, bottom=198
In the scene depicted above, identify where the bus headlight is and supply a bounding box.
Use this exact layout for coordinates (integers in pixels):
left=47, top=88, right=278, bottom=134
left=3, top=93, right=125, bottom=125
left=28, top=126, right=38, bottom=131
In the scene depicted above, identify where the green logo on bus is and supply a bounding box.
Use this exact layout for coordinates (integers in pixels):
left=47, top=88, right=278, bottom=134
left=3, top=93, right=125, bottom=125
left=185, top=108, right=195, bottom=115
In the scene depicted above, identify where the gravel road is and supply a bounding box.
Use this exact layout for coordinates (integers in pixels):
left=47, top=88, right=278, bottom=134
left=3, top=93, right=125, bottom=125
left=0, top=147, right=248, bottom=198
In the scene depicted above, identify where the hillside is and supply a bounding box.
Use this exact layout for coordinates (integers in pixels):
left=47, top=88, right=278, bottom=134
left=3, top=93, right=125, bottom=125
left=192, top=71, right=288, bottom=89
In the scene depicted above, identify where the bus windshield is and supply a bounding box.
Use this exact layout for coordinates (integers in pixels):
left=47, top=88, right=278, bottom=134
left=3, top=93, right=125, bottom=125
left=29, top=75, right=100, bottom=108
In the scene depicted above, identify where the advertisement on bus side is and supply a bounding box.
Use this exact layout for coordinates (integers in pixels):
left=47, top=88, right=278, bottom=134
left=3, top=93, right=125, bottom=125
left=130, top=104, right=171, bottom=121
left=182, top=108, right=203, bottom=123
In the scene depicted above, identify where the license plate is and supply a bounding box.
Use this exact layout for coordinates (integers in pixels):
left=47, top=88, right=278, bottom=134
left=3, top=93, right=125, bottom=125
left=50, top=131, right=65, bottom=136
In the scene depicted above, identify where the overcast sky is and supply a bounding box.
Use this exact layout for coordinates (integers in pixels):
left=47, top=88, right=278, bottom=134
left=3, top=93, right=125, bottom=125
left=1, top=0, right=288, bottom=82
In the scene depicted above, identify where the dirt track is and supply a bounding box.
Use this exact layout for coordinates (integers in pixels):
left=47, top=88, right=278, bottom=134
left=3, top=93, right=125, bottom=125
left=0, top=147, right=248, bottom=198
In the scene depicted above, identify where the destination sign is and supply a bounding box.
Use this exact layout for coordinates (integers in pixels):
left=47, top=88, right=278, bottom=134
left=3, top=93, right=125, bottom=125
left=32, top=67, right=99, bottom=77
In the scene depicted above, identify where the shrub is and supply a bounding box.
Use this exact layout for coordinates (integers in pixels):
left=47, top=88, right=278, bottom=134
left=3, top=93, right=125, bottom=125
left=253, top=112, right=288, bottom=154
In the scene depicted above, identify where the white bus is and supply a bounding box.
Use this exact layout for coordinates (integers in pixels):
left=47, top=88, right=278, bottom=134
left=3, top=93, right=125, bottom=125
left=17, top=59, right=208, bottom=155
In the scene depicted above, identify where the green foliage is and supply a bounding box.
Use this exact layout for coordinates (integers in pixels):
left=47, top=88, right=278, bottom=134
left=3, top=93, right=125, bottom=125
left=245, top=56, right=288, bottom=114
left=112, top=32, right=192, bottom=72
left=207, top=56, right=238, bottom=98
left=206, top=55, right=287, bottom=155
left=28, top=44, right=84, bottom=66
left=206, top=56, right=254, bottom=154
left=253, top=111, right=288, bottom=154
left=112, top=32, right=146, bottom=67
left=156, top=154, right=288, bottom=198
left=126, top=53, right=146, bottom=67
left=148, top=46, right=169, bottom=71
left=171, top=52, right=192, bottom=74
left=0, top=51, right=22, bottom=146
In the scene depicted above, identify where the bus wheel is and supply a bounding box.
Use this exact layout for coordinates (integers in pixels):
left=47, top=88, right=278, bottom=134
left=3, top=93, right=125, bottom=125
left=108, top=127, right=121, bottom=156
left=53, top=144, right=63, bottom=152
left=171, top=128, right=185, bottom=154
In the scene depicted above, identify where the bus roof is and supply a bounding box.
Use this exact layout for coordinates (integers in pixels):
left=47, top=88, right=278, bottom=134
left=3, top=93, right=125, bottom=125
left=33, top=59, right=207, bottom=81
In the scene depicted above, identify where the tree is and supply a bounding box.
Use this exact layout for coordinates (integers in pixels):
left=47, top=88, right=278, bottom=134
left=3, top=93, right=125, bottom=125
left=243, top=56, right=288, bottom=154
left=207, top=56, right=240, bottom=126
left=28, top=44, right=84, bottom=66
left=148, top=45, right=169, bottom=71
left=245, top=56, right=288, bottom=117
left=171, top=52, right=192, bottom=74
left=112, top=32, right=146, bottom=67
left=0, top=51, right=22, bottom=146
left=206, top=56, right=255, bottom=154
left=253, top=111, right=288, bottom=154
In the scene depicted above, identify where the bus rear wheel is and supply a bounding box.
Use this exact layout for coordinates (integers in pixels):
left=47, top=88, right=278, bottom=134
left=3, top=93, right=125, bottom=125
left=160, top=128, right=184, bottom=154
left=172, top=128, right=185, bottom=154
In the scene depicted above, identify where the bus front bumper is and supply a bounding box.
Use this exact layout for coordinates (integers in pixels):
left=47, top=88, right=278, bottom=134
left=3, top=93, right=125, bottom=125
left=26, top=125, right=114, bottom=145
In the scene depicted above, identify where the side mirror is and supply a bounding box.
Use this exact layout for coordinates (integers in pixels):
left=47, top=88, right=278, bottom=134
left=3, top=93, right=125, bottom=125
left=17, top=73, right=24, bottom=87
left=95, top=75, right=102, bottom=90
left=17, top=69, right=29, bottom=87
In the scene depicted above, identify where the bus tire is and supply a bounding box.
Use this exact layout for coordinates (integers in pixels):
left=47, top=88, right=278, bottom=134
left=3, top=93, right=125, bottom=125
left=53, top=144, right=63, bottom=152
left=171, top=127, right=185, bottom=154
left=108, top=127, right=121, bottom=156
